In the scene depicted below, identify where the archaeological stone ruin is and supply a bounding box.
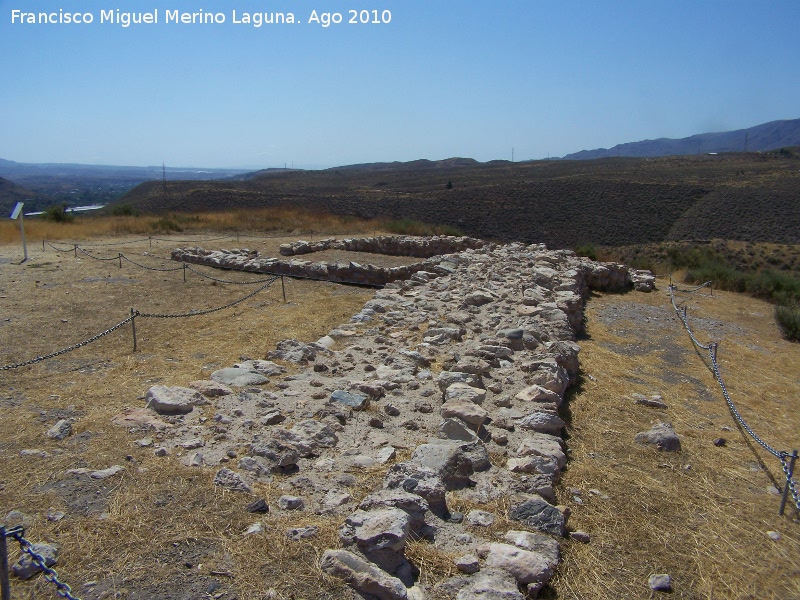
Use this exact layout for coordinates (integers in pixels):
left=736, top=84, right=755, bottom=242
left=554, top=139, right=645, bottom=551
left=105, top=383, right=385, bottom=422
left=123, top=236, right=655, bottom=599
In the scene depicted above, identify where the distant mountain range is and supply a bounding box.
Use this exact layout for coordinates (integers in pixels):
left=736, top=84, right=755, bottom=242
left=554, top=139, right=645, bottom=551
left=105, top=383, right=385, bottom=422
left=563, top=118, right=800, bottom=159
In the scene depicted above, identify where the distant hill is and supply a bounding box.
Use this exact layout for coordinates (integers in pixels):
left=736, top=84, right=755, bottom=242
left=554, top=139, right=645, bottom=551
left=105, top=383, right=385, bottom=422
left=563, top=118, right=800, bottom=159
left=0, top=177, right=35, bottom=217
left=0, top=159, right=251, bottom=212
left=114, top=152, right=800, bottom=247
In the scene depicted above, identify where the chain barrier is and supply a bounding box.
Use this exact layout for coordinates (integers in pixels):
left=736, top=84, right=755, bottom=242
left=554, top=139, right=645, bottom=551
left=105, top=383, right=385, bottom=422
left=136, top=277, right=277, bottom=318
left=2, top=526, right=81, bottom=600
left=148, top=235, right=230, bottom=243
left=668, top=283, right=799, bottom=514
left=76, top=247, right=119, bottom=262
left=184, top=264, right=278, bottom=285
left=119, top=254, right=183, bottom=272
left=0, top=276, right=277, bottom=370
left=671, top=280, right=713, bottom=294
left=0, top=315, right=136, bottom=371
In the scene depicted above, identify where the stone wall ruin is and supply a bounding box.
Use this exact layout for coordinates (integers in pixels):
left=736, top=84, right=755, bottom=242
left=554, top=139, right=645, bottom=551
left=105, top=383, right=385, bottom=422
left=140, top=236, right=656, bottom=598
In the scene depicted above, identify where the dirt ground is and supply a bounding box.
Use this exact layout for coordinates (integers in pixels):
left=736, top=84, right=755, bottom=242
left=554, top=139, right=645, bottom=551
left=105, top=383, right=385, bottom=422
left=0, top=233, right=798, bottom=600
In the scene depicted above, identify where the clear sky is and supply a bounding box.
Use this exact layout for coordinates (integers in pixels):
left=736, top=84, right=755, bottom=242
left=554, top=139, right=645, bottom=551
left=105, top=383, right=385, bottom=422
left=1, top=0, right=798, bottom=169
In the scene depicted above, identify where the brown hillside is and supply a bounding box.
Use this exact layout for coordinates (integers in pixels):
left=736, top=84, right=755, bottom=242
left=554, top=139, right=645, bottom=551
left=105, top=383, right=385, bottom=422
left=0, top=176, right=35, bottom=216
left=114, top=152, right=800, bottom=247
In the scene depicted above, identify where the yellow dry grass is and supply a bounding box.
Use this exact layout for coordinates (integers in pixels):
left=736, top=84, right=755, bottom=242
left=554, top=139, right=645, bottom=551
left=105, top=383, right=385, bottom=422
left=554, top=283, right=800, bottom=600
left=0, top=207, right=385, bottom=245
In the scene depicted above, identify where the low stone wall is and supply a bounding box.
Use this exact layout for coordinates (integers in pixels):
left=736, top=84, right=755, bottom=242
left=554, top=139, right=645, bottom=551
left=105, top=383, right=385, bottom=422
left=172, top=246, right=465, bottom=287
left=279, top=234, right=486, bottom=258
left=150, top=239, right=656, bottom=598
left=172, top=241, right=653, bottom=293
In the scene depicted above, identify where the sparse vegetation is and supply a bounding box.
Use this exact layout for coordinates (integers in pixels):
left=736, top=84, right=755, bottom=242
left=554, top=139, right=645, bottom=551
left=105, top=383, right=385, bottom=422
left=776, top=303, right=800, bottom=341
left=109, top=203, right=140, bottom=217
left=42, top=203, right=75, bottom=223
left=573, top=242, right=598, bottom=261
left=384, top=218, right=463, bottom=237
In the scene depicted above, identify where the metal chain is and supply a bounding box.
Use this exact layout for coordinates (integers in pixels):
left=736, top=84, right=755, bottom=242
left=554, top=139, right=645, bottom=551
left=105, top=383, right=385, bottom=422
left=0, top=315, right=135, bottom=370
left=46, top=241, right=77, bottom=252
left=669, top=285, right=712, bottom=350
left=670, top=284, right=798, bottom=512
left=120, top=254, right=183, bottom=272
left=149, top=235, right=230, bottom=243
left=76, top=247, right=119, bottom=261
left=136, top=277, right=277, bottom=318
left=779, top=454, right=800, bottom=511
left=707, top=345, right=783, bottom=458
left=672, top=280, right=713, bottom=293
left=185, top=264, right=278, bottom=285
left=6, top=527, right=81, bottom=600
left=70, top=237, right=149, bottom=247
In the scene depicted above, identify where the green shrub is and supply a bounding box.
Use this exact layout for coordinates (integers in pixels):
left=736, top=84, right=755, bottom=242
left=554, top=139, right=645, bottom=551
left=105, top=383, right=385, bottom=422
left=384, top=218, right=463, bottom=237
left=110, top=203, right=140, bottom=217
left=574, top=242, right=597, bottom=261
left=151, top=217, right=182, bottom=233
left=42, top=204, right=74, bottom=223
left=776, top=303, right=800, bottom=341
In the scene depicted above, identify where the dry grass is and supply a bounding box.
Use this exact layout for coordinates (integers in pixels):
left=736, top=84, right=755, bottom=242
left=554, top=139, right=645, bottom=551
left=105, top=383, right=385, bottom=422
left=0, top=207, right=385, bottom=245
left=554, top=283, right=800, bottom=600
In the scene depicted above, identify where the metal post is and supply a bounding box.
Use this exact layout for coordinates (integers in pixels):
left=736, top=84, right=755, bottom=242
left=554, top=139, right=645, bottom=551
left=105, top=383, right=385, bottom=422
left=149, top=236, right=152, bottom=248
left=74, top=244, right=78, bottom=258
left=711, top=342, right=718, bottom=363
left=43, top=239, right=46, bottom=252
left=237, top=232, right=240, bottom=243
left=0, top=526, right=10, bottom=600
left=710, top=282, right=713, bottom=296
left=183, top=264, right=187, bottom=282
left=281, top=275, right=286, bottom=303
left=118, top=253, right=122, bottom=269
left=130, top=308, right=137, bottom=352
left=779, top=450, right=798, bottom=516
left=18, top=212, right=28, bottom=263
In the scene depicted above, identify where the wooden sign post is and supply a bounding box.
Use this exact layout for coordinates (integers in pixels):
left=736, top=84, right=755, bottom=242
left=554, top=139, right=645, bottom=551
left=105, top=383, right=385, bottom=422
left=9, top=202, right=27, bottom=262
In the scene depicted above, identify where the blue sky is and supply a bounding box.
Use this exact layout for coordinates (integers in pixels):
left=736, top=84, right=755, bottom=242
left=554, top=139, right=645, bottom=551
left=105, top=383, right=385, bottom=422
left=1, top=0, right=798, bottom=169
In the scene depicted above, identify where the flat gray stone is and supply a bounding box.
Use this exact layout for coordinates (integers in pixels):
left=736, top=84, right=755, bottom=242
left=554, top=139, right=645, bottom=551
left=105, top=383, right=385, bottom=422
left=145, top=385, right=203, bottom=415
left=516, top=411, right=565, bottom=435
left=212, top=468, right=252, bottom=493
left=46, top=419, right=72, bottom=440
left=11, top=543, right=58, bottom=580
left=320, top=549, right=408, bottom=600
left=211, top=367, right=268, bottom=387
left=331, top=389, right=370, bottom=410
left=456, top=568, right=524, bottom=599
left=445, top=383, right=487, bottom=405
left=438, top=418, right=480, bottom=442
left=508, top=497, right=566, bottom=536
left=339, top=508, right=410, bottom=553
left=481, top=542, right=553, bottom=589
left=635, top=422, right=681, bottom=452
left=440, top=400, right=488, bottom=427
left=504, top=530, right=560, bottom=569
left=649, top=573, right=673, bottom=591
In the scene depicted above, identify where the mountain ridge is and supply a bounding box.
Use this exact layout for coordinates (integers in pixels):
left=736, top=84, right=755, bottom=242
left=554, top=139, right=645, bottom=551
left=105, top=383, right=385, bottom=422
left=563, top=118, right=800, bottom=159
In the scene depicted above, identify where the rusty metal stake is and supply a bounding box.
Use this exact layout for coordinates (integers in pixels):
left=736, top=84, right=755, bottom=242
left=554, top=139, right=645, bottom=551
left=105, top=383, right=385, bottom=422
left=281, top=275, right=286, bottom=303
left=779, top=450, right=798, bottom=516
left=0, top=526, right=10, bottom=600
left=131, top=308, right=137, bottom=352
